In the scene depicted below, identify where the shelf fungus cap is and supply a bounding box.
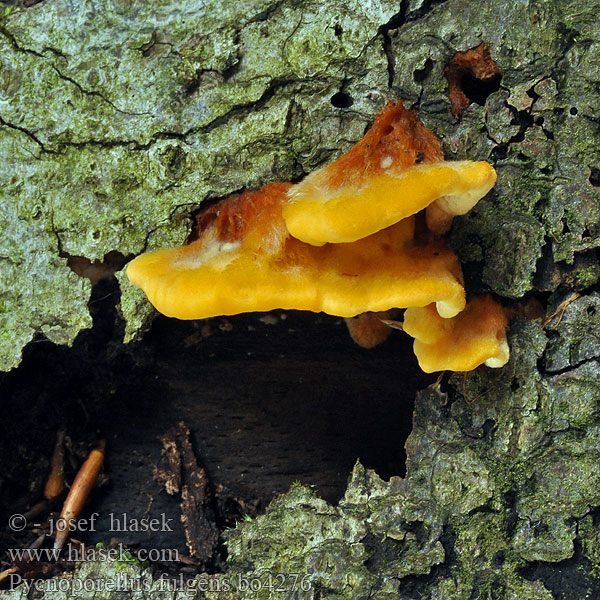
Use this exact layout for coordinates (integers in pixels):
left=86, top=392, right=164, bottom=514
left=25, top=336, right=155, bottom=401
left=403, top=295, right=510, bottom=373
left=126, top=183, right=467, bottom=320
left=283, top=100, right=497, bottom=245
left=425, top=162, right=497, bottom=234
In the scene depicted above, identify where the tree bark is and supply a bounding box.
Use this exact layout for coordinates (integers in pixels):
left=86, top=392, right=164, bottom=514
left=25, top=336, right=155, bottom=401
left=1, top=0, right=599, bottom=598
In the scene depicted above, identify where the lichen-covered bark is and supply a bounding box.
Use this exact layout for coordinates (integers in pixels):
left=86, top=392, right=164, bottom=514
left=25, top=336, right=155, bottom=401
left=2, top=0, right=600, bottom=599
left=2, top=1, right=598, bottom=367
left=0, top=0, right=397, bottom=367
left=221, top=316, right=600, bottom=599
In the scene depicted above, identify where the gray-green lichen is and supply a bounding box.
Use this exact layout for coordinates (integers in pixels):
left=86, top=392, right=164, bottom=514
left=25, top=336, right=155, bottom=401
left=544, top=293, right=600, bottom=372
left=0, top=0, right=397, bottom=366
left=0, top=155, right=92, bottom=369
left=2, top=0, right=600, bottom=597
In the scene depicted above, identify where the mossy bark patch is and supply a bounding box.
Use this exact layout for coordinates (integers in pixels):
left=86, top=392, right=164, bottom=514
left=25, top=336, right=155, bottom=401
left=2, top=0, right=600, bottom=598
left=0, top=0, right=396, bottom=367
left=3, top=0, right=599, bottom=367
left=544, top=293, right=600, bottom=372
left=0, top=146, right=92, bottom=369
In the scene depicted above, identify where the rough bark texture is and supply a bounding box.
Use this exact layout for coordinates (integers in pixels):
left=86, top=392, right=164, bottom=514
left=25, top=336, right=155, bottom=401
left=0, top=0, right=396, bottom=369
left=1, top=0, right=600, bottom=599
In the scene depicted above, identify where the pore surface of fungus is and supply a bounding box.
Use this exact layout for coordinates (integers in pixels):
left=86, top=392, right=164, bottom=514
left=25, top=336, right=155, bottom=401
left=403, top=295, right=509, bottom=373
left=283, top=100, right=496, bottom=244
left=126, top=183, right=467, bottom=320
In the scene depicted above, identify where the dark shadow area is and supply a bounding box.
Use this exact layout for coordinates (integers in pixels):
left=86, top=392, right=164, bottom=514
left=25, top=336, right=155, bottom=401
left=458, top=70, right=502, bottom=107
left=0, top=275, right=433, bottom=566
left=519, top=539, right=600, bottom=600
left=330, top=91, right=354, bottom=109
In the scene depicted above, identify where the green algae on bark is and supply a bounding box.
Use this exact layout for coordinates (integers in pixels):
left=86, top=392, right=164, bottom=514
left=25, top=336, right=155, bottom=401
left=0, top=129, right=92, bottom=370
left=0, top=0, right=396, bottom=368
left=544, top=293, right=600, bottom=372
left=1, top=0, right=600, bottom=597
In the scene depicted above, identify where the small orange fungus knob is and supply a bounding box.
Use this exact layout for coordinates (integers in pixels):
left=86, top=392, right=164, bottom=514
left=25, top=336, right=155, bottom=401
left=403, top=295, right=510, bottom=373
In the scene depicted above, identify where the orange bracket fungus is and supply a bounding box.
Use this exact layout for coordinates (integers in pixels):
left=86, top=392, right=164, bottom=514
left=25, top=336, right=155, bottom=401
left=403, top=295, right=510, bottom=373
left=126, top=99, right=507, bottom=373
left=344, top=310, right=398, bottom=349
left=283, top=100, right=496, bottom=243
left=127, top=182, right=466, bottom=320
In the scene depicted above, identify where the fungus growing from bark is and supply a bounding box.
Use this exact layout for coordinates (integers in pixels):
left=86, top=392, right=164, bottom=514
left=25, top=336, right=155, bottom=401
left=344, top=310, right=398, bottom=349
left=283, top=100, right=496, bottom=244
left=126, top=183, right=467, bottom=320
left=403, top=295, right=509, bottom=373
left=126, top=98, right=505, bottom=372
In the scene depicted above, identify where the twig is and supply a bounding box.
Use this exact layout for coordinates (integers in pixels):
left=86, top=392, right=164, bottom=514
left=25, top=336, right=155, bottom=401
left=0, top=567, right=20, bottom=586
left=44, top=430, right=65, bottom=500
left=378, top=318, right=404, bottom=331
left=54, top=441, right=105, bottom=552
left=542, top=292, right=580, bottom=329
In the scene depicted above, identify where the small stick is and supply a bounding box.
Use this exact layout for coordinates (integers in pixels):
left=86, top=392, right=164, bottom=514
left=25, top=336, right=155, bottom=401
left=29, top=532, right=46, bottom=550
left=542, top=292, right=580, bottom=329
left=378, top=318, right=404, bottom=331
left=177, top=554, right=201, bottom=566
left=54, top=441, right=105, bottom=552
left=434, top=371, right=446, bottom=388
left=0, top=567, right=20, bottom=586
left=44, top=430, right=65, bottom=500
left=23, top=499, right=50, bottom=521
